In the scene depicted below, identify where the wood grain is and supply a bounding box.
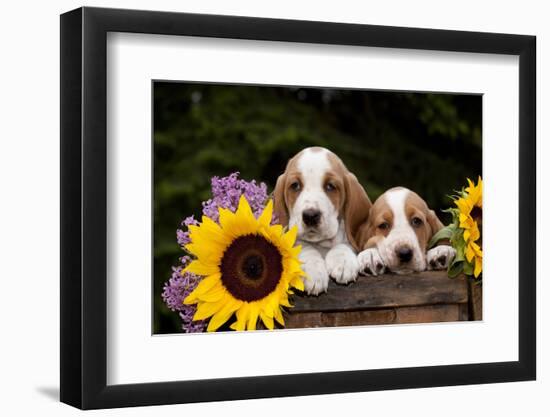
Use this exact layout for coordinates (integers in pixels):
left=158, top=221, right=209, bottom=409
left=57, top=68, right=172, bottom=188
left=285, top=304, right=466, bottom=328
left=394, top=304, right=460, bottom=324
left=285, top=309, right=396, bottom=328
left=469, top=280, right=483, bottom=321
left=291, top=271, right=469, bottom=312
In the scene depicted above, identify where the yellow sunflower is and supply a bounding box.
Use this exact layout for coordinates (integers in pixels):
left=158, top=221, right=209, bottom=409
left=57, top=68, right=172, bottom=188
left=183, top=195, right=304, bottom=332
left=465, top=240, right=483, bottom=278
left=455, top=176, right=483, bottom=242
left=455, top=176, right=483, bottom=277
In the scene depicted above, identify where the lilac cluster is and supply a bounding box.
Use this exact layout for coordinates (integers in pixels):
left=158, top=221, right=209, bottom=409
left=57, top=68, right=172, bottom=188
left=202, top=172, right=271, bottom=222
left=161, top=256, right=207, bottom=333
left=164, top=172, right=273, bottom=333
left=176, top=216, right=199, bottom=247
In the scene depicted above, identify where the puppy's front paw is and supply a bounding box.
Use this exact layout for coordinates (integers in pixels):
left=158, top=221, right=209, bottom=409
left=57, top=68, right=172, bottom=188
left=302, top=261, right=330, bottom=296
left=427, top=245, right=456, bottom=270
left=325, top=247, right=359, bottom=284
left=358, top=248, right=386, bottom=276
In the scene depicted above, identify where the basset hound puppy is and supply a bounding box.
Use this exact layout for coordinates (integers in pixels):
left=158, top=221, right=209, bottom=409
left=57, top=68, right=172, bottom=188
left=273, top=147, right=372, bottom=295
left=356, top=187, right=456, bottom=275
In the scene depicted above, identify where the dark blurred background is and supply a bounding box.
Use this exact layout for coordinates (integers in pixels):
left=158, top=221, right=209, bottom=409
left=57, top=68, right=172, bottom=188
left=153, top=82, right=482, bottom=333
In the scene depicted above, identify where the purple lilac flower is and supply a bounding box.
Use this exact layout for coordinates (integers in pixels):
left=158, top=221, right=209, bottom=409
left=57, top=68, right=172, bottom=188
left=202, top=172, right=272, bottom=222
left=164, top=172, right=276, bottom=333
left=176, top=216, right=199, bottom=247
left=161, top=256, right=207, bottom=333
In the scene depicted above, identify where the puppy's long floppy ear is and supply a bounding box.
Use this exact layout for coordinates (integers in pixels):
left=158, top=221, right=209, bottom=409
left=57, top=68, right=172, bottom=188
left=343, top=173, right=372, bottom=251
left=355, top=220, right=374, bottom=251
left=272, top=174, right=289, bottom=227
left=427, top=209, right=446, bottom=244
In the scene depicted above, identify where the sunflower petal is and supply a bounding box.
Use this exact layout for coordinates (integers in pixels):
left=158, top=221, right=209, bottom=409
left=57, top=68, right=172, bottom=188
left=455, top=198, right=472, bottom=214
left=195, top=283, right=226, bottom=303
left=207, top=299, right=242, bottom=332
left=282, top=225, right=298, bottom=248
left=290, top=275, right=305, bottom=291
left=260, top=311, right=274, bottom=330
left=270, top=290, right=282, bottom=312
left=459, top=213, right=471, bottom=224
left=258, top=199, right=273, bottom=227
left=465, top=245, right=473, bottom=262
left=283, top=258, right=303, bottom=275
left=236, top=196, right=257, bottom=229
left=184, top=260, right=219, bottom=276
left=262, top=294, right=277, bottom=318
left=183, top=273, right=222, bottom=304
left=188, top=216, right=231, bottom=249
left=474, top=256, right=482, bottom=277
left=193, top=299, right=225, bottom=321
left=218, top=207, right=241, bottom=240
left=280, top=296, right=293, bottom=308
left=477, top=178, right=483, bottom=207
left=229, top=321, right=248, bottom=331
left=247, top=303, right=260, bottom=331
left=185, top=242, right=224, bottom=265
left=268, top=224, right=284, bottom=239
left=471, top=241, right=483, bottom=256
left=469, top=225, right=480, bottom=241
left=289, top=245, right=302, bottom=258
left=201, top=215, right=224, bottom=235
left=274, top=307, right=285, bottom=326
left=231, top=303, right=250, bottom=331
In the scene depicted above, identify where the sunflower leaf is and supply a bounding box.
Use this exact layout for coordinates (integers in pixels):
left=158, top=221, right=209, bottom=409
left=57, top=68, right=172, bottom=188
left=462, top=259, right=474, bottom=275
left=442, top=207, right=457, bottom=215
left=429, top=224, right=456, bottom=248
left=450, top=228, right=467, bottom=251
left=455, top=244, right=466, bottom=260
left=448, top=260, right=464, bottom=278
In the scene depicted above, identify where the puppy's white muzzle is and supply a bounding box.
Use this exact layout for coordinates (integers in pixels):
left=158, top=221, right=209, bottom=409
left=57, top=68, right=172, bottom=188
left=376, top=234, right=426, bottom=274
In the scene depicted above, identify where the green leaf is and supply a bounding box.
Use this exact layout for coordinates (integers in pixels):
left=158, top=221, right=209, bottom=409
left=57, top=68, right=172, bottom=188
left=453, top=238, right=466, bottom=262
left=448, top=260, right=464, bottom=278
left=462, top=259, right=474, bottom=275
left=429, top=224, right=456, bottom=248
left=450, top=230, right=467, bottom=255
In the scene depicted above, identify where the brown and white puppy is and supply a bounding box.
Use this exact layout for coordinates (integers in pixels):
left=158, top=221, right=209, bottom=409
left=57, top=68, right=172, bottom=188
left=356, top=187, right=456, bottom=275
left=273, top=147, right=372, bottom=295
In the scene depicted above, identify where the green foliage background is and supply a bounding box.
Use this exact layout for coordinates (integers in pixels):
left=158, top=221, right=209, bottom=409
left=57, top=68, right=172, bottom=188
left=153, top=82, right=482, bottom=333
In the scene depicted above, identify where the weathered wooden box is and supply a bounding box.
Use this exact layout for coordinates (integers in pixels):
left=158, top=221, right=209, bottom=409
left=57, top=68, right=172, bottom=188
left=286, top=271, right=482, bottom=328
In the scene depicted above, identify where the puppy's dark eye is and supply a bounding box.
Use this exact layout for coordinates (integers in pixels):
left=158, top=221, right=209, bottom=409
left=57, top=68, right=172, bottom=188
left=290, top=181, right=301, bottom=192
left=324, top=182, right=336, bottom=192
left=378, top=222, right=389, bottom=230
left=411, top=217, right=423, bottom=228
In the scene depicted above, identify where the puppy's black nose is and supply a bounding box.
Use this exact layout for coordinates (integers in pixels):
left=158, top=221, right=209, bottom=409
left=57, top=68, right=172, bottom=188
left=396, top=246, right=413, bottom=263
left=302, top=209, right=321, bottom=227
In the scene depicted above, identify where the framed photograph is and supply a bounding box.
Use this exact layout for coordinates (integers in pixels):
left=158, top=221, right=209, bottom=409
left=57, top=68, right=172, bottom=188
left=60, top=6, right=536, bottom=409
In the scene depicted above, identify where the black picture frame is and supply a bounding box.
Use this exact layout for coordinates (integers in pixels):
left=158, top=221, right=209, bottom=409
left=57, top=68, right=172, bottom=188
left=60, top=6, right=536, bottom=410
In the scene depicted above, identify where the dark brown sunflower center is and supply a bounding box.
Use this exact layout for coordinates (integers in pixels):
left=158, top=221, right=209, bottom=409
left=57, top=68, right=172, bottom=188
left=220, top=234, right=283, bottom=302
left=471, top=206, right=483, bottom=222
left=242, top=255, right=264, bottom=280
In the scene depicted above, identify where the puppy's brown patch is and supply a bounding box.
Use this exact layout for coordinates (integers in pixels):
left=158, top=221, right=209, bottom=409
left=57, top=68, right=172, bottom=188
left=357, top=195, right=393, bottom=250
